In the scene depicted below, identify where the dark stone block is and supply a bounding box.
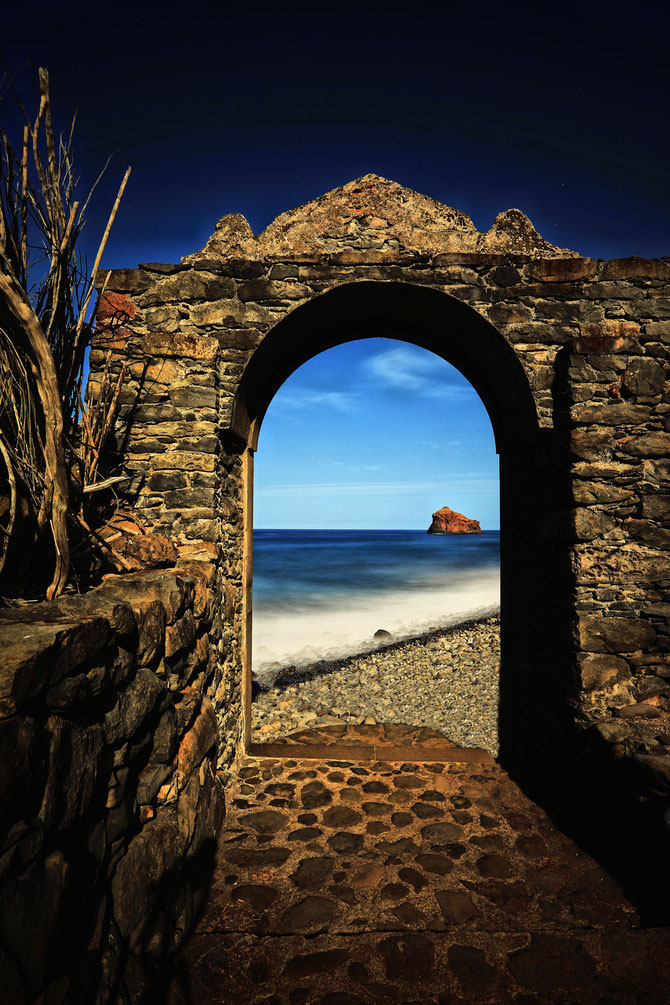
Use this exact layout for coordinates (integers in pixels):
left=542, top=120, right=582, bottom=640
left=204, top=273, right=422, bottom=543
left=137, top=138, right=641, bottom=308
left=577, top=615, right=656, bottom=653
left=508, top=934, right=597, bottom=993
left=447, top=945, right=498, bottom=995
left=625, top=519, right=670, bottom=549
left=163, top=487, right=216, bottom=508
left=169, top=387, right=218, bottom=409
left=378, top=934, right=434, bottom=981
left=435, top=890, right=479, bottom=923
left=148, top=471, right=187, bottom=492
left=138, top=262, right=184, bottom=274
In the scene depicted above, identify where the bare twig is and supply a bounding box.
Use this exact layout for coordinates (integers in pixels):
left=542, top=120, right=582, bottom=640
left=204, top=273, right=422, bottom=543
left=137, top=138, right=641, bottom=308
left=0, top=431, right=17, bottom=574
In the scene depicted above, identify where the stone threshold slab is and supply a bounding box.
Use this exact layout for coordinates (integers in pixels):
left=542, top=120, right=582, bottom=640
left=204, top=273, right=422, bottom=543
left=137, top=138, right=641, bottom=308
left=247, top=740, right=493, bottom=763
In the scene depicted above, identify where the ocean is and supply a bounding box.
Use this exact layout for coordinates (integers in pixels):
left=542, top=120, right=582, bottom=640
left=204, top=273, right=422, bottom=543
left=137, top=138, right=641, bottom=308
left=251, top=529, right=500, bottom=679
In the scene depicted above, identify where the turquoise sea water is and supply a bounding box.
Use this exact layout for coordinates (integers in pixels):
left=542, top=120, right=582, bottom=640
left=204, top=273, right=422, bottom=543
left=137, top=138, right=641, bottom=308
left=252, top=529, right=500, bottom=677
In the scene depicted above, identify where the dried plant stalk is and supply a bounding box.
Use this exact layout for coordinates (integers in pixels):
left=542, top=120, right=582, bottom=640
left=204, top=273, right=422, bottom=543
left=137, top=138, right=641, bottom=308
left=0, top=66, right=131, bottom=597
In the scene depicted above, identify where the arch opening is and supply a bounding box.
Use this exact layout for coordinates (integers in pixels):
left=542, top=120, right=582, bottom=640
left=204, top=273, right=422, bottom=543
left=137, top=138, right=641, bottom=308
left=250, top=336, right=502, bottom=753
left=232, top=281, right=542, bottom=759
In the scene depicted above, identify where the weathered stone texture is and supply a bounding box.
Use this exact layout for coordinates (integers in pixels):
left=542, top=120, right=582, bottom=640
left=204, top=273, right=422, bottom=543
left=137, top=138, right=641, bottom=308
left=0, top=563, right=226, bottom=1002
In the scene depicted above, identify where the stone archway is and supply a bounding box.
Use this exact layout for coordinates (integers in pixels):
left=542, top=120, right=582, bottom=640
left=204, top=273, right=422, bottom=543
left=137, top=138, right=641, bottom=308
left=92, top=173, right=669, bottom=813
left=232, top=280, right=545, bottom=758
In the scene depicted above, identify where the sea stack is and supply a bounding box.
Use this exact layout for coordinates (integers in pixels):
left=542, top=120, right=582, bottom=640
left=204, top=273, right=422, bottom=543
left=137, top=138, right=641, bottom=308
left=427, top=506, right=481, bottom=535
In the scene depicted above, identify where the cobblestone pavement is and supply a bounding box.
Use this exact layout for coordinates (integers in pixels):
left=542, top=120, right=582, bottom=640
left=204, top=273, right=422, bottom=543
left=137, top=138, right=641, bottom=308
left=166, top=745, right=670, bottom=1004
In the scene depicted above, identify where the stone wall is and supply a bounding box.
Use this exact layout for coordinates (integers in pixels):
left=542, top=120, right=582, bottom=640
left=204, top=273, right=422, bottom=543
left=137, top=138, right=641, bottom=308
left=87, top=175, right=669, bottom=904
left=0, top=561, right=225, bottom=1002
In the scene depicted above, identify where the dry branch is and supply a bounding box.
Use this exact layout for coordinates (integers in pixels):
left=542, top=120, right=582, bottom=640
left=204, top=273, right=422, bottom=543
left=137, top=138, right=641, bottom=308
left=0, top=66, right=131, bottom=597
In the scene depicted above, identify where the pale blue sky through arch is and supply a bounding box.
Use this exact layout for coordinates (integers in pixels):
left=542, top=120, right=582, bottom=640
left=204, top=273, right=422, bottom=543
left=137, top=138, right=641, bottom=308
left=253, top=338, right=499, bottom=530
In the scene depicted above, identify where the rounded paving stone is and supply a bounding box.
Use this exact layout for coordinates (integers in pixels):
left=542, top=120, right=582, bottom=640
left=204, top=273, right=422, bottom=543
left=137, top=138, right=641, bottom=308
left=476, top=853, right=511, bottom=878
left=450, top=796, right=471, bottom=808
left=362, top=801, right=392, bottom=817
left=378, top=934, right=435, bottom=980
left=447, top=944, right=498, bottom=995
left=508, top=934, right=597, bottom=993
left=348, top=961, right=369, bottom=983
left=280, top=895, right=338, bottom=932
left=471, top=834, right=504, bottom=851
left=238, top=810, right=289, bottom=834
left=292, top=857, right=335, bottom=889
left=322, top=805, right=363, bottom=828
left=330, top=883, right=358, bottom=904
left=391, top=812, right=414, bottom=827
left=421, top=822, right=463, bottom=844
left=435, top=890, right=480, bottom=923
left=415, top=853, right=453, bottom=876
left=265, top=782, right=295, bottom=797
left=362, top=780, right=390, bottom=794
left=443, top=842, right=467, bottom=859
left=381, top=883, right=410, bottom=900
left=411, top=801, right=444, bottom=819
left=515, top=834, right=549, bottom=858
left=375, top=837, right=419, bottom=855
left=288, top=827, right=323, bottom=842
left=327, top=832, right=364, bottom=853
left=451, top=810, right=472, bottom=823
left=393, top=775, right=424, bottom=789
left=350, top=863, right=385, bottom=888
left=398, top=867, right=428, bottom=892
left=391, top=902, right=427, bottom=926
left=230, top=884, right=278, bottom=911
left=301, top=781, right=333, bottom=809
left=366, top=821, right=390, bottom=835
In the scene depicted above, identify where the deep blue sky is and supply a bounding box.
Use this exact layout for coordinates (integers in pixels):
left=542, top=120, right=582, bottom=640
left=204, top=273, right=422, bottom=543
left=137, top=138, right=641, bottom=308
left=3, top=2, right=668, bottom=529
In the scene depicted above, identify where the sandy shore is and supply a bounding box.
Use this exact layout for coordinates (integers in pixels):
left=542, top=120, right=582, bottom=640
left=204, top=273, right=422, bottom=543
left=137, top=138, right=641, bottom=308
left=251, top=613, right=500, bottom=755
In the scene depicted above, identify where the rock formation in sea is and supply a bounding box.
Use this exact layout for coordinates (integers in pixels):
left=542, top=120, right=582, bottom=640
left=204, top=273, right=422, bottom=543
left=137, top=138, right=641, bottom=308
left=427, top=506, right=481, bottom=534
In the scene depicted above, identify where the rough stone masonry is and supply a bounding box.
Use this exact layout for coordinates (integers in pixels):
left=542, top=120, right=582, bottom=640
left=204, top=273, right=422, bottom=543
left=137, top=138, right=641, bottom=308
left=91, top=174, right=669, bottom=801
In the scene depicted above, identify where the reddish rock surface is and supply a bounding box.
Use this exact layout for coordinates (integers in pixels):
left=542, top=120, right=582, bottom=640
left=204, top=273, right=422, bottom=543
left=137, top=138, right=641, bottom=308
left=427, top=507, right=481, bottom=535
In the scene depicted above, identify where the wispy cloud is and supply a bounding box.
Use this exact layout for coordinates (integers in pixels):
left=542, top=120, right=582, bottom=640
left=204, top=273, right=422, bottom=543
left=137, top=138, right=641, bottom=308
left=272, top=389, right=357, bottom=413
left=258, top=477, right=498, bottom=499
left=363, top=346, right=472, bottom=400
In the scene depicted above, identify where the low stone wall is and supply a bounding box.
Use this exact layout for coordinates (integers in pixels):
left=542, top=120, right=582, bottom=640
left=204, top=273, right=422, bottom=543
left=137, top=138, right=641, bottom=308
left=0, top=562, right=227, bottom=1003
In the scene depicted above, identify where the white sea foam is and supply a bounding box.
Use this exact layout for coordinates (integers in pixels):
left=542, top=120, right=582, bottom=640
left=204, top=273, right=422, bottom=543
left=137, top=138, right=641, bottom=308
left=252, top=568, right=500, bottom=680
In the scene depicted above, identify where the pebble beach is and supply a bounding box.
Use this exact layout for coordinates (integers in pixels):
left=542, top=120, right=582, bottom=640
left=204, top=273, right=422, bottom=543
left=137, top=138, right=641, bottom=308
left=251, top=613, right=500, bottom=755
